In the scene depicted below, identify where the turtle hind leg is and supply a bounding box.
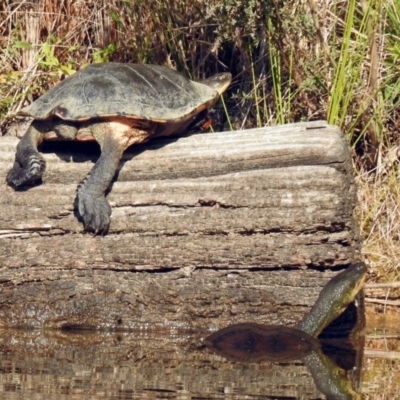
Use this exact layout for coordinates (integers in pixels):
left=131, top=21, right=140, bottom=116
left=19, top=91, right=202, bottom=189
left=74, top=122, right=126, bottom=234
left=75, top=135, right=122, bottom=235
left=75, top=119, right=154, bottom=234
left=6, top=121, right=47, bottom=188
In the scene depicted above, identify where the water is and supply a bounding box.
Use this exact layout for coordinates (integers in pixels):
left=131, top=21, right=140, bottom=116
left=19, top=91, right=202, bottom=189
left=1, top=325, right=392, bottom=399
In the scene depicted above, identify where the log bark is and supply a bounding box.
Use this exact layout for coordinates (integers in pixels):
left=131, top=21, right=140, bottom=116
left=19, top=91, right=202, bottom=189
left=0, top=120, right=361, bottom=329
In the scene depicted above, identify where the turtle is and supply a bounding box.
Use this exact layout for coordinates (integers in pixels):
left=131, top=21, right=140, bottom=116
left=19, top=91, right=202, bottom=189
left=6, top=63, right=232, bottom=234
left=204, top=262, right=367, bottom=362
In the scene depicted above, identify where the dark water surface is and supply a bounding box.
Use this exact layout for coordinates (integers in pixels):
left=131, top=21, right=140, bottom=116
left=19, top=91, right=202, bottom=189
left=0, top=328, right=369, bottom=400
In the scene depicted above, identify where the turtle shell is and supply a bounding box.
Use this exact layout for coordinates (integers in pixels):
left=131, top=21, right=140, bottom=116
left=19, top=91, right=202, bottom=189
left=18, top=63, right=230, bottom=124
left=204, top=322, right=320, bottom=363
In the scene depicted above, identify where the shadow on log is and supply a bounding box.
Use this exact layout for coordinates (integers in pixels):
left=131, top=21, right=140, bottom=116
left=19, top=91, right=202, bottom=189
left=0, top=120, right=361, bottom=330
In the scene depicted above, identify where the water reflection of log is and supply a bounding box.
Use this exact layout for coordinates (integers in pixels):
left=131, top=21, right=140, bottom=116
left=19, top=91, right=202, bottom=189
left=0, top=329, right=359, bottom=399
left=0, top=121, right=361, bottom=330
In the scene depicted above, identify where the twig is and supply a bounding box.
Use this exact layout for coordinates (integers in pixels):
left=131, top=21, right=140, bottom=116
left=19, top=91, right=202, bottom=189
left=306, top=0, right=335, bottom=68
left=366, top=334, right=400, bottom=339
left=365, top=298, right=400, bottom=306
left=364, top=349, right=400, bottom=359
left=366, top=282, right=400, bottom=288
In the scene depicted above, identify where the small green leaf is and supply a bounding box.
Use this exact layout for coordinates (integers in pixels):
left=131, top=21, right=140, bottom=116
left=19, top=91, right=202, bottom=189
left=68, top=45, right=81, bottom=52
left=109, top=10, right=123, bottom=28
left=59, top=64, right=76, bottom=75
left=14, top=41, right=32, bottom=49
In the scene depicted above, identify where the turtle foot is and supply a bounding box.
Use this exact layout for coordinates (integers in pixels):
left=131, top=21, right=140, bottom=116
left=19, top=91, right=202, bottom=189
left=75, top=191, right=111, bottom=235
left=6, top=153, right=46, bottom=188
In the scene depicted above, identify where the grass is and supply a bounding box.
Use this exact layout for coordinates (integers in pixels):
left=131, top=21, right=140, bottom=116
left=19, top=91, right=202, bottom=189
left=1, top=0, right=400, bottom=283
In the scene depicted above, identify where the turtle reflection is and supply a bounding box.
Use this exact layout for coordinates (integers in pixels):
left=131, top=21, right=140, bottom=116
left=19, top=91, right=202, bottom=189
left=205, top=323, right=319, bottom=363
left=204, top=262, right=367, bottom=399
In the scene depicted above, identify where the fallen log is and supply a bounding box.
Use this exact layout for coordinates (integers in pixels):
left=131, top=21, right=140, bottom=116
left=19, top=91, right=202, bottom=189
left=0, top=120, right=361, bottom=330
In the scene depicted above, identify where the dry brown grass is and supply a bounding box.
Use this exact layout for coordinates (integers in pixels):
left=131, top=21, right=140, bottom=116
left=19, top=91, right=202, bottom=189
left=357, top=160, right=400, bottom=281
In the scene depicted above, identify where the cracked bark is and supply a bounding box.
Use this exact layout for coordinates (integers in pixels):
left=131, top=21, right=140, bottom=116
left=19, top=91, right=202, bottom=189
left=0, top=121, right=361, bottom=330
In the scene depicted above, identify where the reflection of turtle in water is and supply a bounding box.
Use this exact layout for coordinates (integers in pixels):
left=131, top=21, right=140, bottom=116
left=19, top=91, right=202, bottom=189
left=7, top=63, right=232, bottom=234
left=204, top=262, right=367, bottom=362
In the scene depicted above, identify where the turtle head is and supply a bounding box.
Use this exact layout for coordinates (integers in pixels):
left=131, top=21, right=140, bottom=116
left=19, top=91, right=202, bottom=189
left=200, top=72, right=232, bottom=95
left=296, top=262, right=367, bottom=337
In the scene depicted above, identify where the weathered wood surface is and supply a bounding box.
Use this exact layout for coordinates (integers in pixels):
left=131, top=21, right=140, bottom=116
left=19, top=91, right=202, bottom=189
left=0, top=120, right=361, bottom=329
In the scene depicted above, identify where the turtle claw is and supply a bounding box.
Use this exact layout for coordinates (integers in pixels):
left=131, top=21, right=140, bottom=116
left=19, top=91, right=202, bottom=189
left=6, top=153, right=46, bottom=188
left=75, top=192, right=111, bottom=235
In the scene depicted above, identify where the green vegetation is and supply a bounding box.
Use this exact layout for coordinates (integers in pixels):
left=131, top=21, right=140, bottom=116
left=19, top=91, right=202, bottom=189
left=0, top=0, right=399, bottom=280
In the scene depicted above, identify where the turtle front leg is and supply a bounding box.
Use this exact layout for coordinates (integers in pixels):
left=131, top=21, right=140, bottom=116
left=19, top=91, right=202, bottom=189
left=7, top=119, right=78, bottom=188
left=75, top=124, right=126, bottom=234
left=7, top=121, right=46, bottom=187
